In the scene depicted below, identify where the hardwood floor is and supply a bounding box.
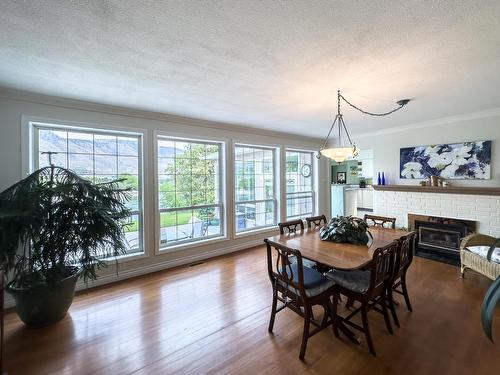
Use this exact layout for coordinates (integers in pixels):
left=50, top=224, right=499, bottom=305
left=4, top=245, right=500, bottom=375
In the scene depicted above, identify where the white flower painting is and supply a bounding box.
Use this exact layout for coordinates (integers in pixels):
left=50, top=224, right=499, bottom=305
left=401, top=162, right=424, bottom=178
left=400, top=141, right=491, bottom=179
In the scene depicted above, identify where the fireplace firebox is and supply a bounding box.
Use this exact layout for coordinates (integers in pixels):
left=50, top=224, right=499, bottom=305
left=408, top=214, right=476, bottom=264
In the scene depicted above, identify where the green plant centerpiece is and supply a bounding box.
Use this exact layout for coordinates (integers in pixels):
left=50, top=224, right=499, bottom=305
left=0, top=163, right=131, bottom=327
left=320, top=216, right=373, bottom=245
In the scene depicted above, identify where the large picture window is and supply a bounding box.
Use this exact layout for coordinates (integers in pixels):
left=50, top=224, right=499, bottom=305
left=157, top=137, right=224, bottom=247
left=234, top=145, right=277, bottom=232
left=32, top=122, right=143, bottom=254
left=286, top=150, right=314, bottom=219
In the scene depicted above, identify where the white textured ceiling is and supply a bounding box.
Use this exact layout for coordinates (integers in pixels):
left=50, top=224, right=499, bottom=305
left=1, top=1, right=500, bottom=138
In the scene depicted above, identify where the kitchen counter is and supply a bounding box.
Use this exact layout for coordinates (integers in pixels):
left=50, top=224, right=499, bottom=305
left=332, top=184, right=373, bottom=190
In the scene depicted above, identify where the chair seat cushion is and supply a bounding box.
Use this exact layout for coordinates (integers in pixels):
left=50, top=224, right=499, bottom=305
left=279, top=263, right=334, bottom=297
left=288, top=255, right=317, bottom=269
left=466, top=246, right=500, bottom=264
left=325, top=269, right=371, bottom=294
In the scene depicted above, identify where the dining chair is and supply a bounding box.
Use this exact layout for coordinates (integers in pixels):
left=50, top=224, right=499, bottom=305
left=364, top=214, right=396, bottom=229
left=278, top=219, right=305, bottom=235
left=278, top=219, right=316, bottom=268
left=325, top=240, right=399, bottom=355
left=265, top=239, right=337, bottom=360
left=305, top=215, right=328, bottom=229
left=387, top=231, right=417, bottom=327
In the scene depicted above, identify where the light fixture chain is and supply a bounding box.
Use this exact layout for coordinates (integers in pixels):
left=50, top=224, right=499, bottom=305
left=318, top=90, right=409, bottom=160
left=339, top=93, right=406, bottom=117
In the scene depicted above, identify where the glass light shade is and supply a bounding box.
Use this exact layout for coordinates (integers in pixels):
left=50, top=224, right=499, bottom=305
left=320, top=147, right=353, bottom=162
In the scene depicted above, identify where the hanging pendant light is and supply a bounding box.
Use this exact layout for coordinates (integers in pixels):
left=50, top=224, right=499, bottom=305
left=320, top=147, right=356, bottom=163
left=318, top=90, right=410, bottom=162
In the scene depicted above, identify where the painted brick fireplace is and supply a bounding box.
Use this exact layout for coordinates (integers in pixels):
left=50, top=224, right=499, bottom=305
left=373, top=190, right=500, bottom=237
left=407, top=213, right=476, bottom=261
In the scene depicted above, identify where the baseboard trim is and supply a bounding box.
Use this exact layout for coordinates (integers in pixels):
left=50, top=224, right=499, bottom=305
left=3, top=238, right=263, bottom=310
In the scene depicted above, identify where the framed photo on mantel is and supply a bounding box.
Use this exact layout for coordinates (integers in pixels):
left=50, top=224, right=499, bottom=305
left=337, top=171, right=347, bottom=184
left=400, top=140, right=491, bottom=180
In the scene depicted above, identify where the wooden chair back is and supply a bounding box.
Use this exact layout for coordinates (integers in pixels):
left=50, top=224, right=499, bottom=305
left=265, top=239, right=306, bottom=297
left=368, top=240, right=399, bottom=296
left=394, top=232, right=416, bottom=278
left=305, top=215, right=327, bottom=229
left=278, top=219, right=304, bottom=235
left=364, top=214, right=396, bottom=229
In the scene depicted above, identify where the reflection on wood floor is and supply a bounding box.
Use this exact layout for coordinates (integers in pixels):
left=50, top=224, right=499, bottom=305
left=4, top=246, right=500, bottom=374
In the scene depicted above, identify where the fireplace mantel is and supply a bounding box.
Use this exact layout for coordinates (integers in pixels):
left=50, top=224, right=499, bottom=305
left=372, top=185, right=500, bottom=196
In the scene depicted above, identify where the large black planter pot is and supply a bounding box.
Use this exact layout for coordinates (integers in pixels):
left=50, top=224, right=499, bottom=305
left=6, top=267, right=80, bottom=328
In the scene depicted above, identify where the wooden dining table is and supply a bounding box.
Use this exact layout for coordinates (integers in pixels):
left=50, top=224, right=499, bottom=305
left=265, top=226, right=412, bottom=270
left=265, top=226, right=413, bottom=344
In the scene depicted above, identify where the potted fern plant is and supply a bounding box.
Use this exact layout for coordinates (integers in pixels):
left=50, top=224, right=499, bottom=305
left=0, top=162, right=131, bottom=327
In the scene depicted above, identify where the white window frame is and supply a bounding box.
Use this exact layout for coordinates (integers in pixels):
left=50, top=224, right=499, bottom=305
left=156, top=134, right=226, bottom=251
left=233, top=143, right=279, bottom=234
left=27, top=120, right=146, bottom=257
left=285, top=148, right=316, bottom=220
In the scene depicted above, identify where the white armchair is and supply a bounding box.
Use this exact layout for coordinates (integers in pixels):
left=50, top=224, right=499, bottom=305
left=460, top=233, right=500, bottom=280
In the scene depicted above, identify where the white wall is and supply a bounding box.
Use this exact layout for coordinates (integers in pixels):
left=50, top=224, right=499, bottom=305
left=0, top=88, right=330, bottom=305
left=355, top=110, right=500, bottom=187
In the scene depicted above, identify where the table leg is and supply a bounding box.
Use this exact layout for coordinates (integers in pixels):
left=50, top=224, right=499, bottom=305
left=336, top=318, right=361, bottom=344
left=331, top=297, right=361, bottom=345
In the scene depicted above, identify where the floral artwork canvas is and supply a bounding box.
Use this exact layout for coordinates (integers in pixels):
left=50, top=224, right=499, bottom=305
left=400, top=141, right=491, bottom=179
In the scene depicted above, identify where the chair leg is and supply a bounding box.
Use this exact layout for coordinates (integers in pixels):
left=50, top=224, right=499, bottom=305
left=387, top=286, right=400, bottom=327
left=268, top=291, right=278, bottom=333
left=299, top=307, right=311, bottom=360
left=321, top=302, right=329, bottom=326
left=345, top=296, right=354, bottom=309
left=401, top=273, right=413, bottom=312
left=380, top=293, right=393, bottom=335
left=460, top=265, right=466, bottom=279
left=331, top=294, right=340, bottom=338
left=361, top=304, right=376, bottom=356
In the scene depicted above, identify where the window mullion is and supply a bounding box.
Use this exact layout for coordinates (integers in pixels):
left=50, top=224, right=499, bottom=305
left=33, top=123, right=143, bottom=255
left=234, top=144, right=277, bottom=233
left=285, top=150, right=315, bottom=220
left=157, top=137, right=223, bottom=248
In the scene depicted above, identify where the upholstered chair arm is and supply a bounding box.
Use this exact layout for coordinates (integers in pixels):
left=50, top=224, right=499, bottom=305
left=487, top=238, right=500, bottom=262
left=460, top=233, right=498, bottom=250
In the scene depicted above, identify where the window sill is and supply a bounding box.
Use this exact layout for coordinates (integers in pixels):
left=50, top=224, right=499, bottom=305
left=158, top=235, right=228, bottom=253
left=234, top=226, right=279, bottom=239
left=103, top=250, right=148, bottom=264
